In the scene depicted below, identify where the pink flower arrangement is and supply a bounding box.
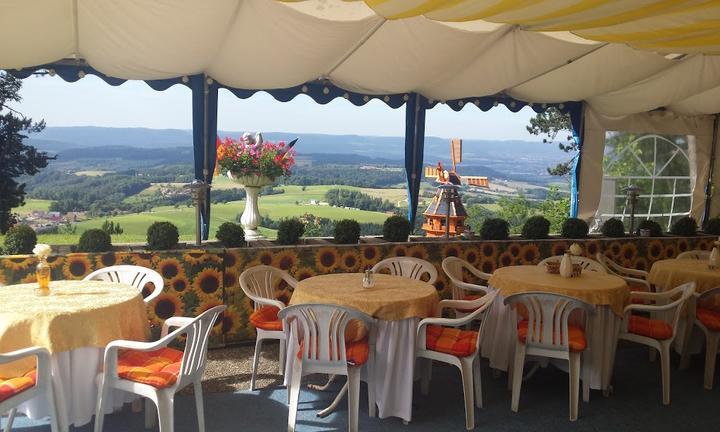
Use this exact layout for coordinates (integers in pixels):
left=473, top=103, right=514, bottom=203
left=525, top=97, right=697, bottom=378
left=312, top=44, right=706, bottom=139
left=214, top=135, right=296, bottom=179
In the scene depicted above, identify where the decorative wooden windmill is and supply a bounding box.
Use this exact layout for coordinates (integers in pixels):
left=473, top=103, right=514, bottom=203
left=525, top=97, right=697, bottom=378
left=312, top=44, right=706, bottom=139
left=421, top=138, right=490, bottom=237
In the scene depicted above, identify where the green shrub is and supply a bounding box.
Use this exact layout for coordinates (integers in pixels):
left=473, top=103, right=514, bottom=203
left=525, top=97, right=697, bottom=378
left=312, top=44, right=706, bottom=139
left=561, top=218, right=589, bottom=239
left=480, top=218, right=509, bottom=240
left=521, top=216, right=550, bottom=239
left=704, top=217, right=720, bottom=235
left=637, top=219, right=663, bottom=237
left=383, top=216, right=411, bottom=242
left=2, top=224, right=37, bottom=255
left=215, top=222, right=245, bottom=247
left=334, top=219, right=361, bottom=244
left=77, top=229, right=112, bottom=252
left=147, top=222, right=179, bottom=250
left=277, top=218, right=305, bottom=245
left=670, top=216, right=697, bottom=236
left=601, top=218, right=625, bottom=237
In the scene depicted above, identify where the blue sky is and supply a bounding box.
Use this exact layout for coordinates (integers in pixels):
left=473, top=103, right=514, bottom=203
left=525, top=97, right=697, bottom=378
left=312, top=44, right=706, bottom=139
left=15, top=74, right=538, bottom=141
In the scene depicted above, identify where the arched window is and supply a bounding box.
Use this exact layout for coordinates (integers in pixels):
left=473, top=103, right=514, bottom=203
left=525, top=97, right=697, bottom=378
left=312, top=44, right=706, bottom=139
left=596, top=132, right=693, bottom=231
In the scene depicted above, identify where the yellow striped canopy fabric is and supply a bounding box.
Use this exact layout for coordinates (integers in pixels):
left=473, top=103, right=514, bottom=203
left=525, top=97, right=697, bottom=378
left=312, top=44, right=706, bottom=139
left=325, top=0, right=720, bottom=54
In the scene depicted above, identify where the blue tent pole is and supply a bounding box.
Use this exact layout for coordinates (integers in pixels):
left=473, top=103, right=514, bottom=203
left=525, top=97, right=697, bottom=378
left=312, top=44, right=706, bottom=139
left=404, top=93, right=427, bottom=231
left=190, top=74, right=219, bottom=240
left=568, top=102, right=585, bottom=218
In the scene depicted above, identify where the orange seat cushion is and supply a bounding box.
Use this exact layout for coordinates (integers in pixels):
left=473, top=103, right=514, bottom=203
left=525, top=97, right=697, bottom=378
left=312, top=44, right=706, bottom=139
left=628, top=315, right=674, bottom=340
left=697, top=308, right=720, bottom=332
left=297, top=336, right=370, bottom=366
left=517, top=320, right=587, bottom=352
left=250, top=306, right=283, bottom=331
left=0, top=369, right=36, bottom=403
left=117, top=347, right=184, bottom=388
left=425, top=325, right=478, bottom=357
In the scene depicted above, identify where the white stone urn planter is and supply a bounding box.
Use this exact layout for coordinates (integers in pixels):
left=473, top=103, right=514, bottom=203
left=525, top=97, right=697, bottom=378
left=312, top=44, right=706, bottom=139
left=227, top=172, right=274, bottom=241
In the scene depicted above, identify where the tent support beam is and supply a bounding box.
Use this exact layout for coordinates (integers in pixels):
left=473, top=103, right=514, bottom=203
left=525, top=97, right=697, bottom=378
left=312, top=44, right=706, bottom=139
left=703, top=114, right=719, bottom=225
left=568, top=102, right=585, bottom=218
left=405, top=93, right=427, bottom=232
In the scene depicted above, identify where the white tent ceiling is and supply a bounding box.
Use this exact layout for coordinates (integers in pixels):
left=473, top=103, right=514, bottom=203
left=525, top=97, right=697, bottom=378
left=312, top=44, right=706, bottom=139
left=1, top=0, right=720, bottom=117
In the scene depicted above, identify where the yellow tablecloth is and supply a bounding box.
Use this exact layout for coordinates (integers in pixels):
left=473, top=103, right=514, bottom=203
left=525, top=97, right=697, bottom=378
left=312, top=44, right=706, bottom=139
left=648, top=259, right=720, bottom=293
left=488, top=265, right=629, bottom=316
left=290, top=273, right=439, bottom=320
left=0, top=280, right=148, bottom=377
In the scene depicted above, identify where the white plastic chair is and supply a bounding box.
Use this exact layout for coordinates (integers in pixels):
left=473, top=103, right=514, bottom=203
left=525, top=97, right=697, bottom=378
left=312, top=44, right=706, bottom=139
left=84, top=265, right=164, bottom=303
left=505, top=292, right=595, bottom=421
left=239, top=265, right=297, bottom=390
left=538, top=255, right=607, bottom=273
left=612, top=282, right=695, bottom=405
left=416, top=290, right=498, bottom=430
left=0, top=347, right=61, bottom=432
left=279, top=304, right=376, bottom=432
left=680, top=286, right=720, bottom=389
left=94, top=305, right=226, bottom=432
left=442, top=256, right=493, bottom=318
left=371, top=257, right=438, bottom=284
left=677, top=250, right=711, bottom=260
left=596, top=253, right=653, bottom=292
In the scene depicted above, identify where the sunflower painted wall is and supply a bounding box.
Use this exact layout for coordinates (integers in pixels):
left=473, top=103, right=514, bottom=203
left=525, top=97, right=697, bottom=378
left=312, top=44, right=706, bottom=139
left=1, top=236, right=715, bottom=346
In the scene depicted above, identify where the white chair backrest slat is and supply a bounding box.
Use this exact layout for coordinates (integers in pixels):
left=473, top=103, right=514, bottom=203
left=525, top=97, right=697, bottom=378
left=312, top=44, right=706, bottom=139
left=442, top=256, right=492, bottom=300
left=178, top=305, right=225, bottom=383
left=84, top=265, right=163, bottom=303
left=239, top=265, right=297, bottom=310
left=371, top=257, right=438, bottom=284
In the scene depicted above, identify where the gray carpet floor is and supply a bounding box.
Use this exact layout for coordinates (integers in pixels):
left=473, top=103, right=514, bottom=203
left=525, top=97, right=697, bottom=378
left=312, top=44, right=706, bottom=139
left=5, top=343, right=720, bottom=431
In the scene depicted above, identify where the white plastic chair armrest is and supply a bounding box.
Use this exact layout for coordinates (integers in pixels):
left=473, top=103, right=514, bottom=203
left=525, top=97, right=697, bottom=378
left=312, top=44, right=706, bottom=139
left=618, top=267, right=648, bottom=278
left=464, top=265, right=492, bottom=282
left=623, top=277, right=652, bottom=290
left=453, top=282, right=488, bottom=295
left=161, top=316, right=195, bottom=337
left=623, top=302, right=683, bottom=315
left=102, top=327, right=185, bottom=378
left=0, top=346, right=48, bottom=364
left=247, top=293, right=285, bottom=311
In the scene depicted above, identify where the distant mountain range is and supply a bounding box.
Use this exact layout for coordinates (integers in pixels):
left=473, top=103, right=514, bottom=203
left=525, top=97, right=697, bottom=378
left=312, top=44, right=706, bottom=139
left=26, top=126, right=566, bottom=184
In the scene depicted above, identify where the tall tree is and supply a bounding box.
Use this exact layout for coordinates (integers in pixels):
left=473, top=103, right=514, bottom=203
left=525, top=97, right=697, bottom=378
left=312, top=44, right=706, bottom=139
left=0, top=72, right=53, bottom=233
left=526, top=107, right=576, bottom=178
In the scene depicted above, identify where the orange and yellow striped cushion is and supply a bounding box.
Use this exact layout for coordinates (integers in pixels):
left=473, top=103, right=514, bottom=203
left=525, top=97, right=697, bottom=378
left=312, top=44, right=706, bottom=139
left=628, top=315, right=673, bottom=340
left=297, top=336, right=370, bottom=365
left=697, top=308, right=720, bottom=332
left=249, top=306, right=283, bottom=331
left=425, top=325, right=478, bottom=357
left=0, top=369, right=36, bottom=403
left=517, top=320, right=587, bottom=352
left=117, top=347, right=184, bottom=388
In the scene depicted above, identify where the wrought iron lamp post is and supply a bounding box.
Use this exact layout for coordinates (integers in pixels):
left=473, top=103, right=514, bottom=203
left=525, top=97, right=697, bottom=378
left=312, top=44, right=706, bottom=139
left=184, top=180, right=210, bottom=246
left=623, top=184, right=640, bottom=235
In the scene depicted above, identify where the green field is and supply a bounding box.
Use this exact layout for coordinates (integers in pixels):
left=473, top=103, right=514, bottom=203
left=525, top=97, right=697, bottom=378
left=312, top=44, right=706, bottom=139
left=4, top=185, right=401, bottom=245
left=15, top=199, right=52, bottom=215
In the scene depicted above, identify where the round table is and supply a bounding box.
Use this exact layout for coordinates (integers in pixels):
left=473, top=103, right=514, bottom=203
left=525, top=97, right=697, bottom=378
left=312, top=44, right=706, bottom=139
left=484, top=265, right=629, bottom=391
left=648, top=259, right=720, bottom=293
left=0, top=280, right=149, bottom=428
left=287, top=273, right=439, bottom=423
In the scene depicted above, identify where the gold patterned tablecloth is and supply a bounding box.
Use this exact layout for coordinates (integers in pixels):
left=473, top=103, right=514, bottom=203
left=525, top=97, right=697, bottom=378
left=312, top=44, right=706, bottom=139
left=0, top=280, right=148, bottom=377
left=488, top=265, right=629, bottom=316
left=290, top=273, right=439, bottom=320
left=648, top=259, right=720, bottom=293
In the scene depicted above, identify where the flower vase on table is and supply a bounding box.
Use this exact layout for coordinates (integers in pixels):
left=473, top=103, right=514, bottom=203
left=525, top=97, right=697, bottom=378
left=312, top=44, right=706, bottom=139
left=215, top=132, right=297, bottom=242
left=33, top=244, right=52, bottom=296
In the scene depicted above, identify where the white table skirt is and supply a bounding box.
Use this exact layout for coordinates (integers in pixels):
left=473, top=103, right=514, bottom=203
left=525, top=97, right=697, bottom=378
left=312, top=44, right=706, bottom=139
left=481, top=293, right=621, bottom=391
left=17, top=347, right=135, bottom=428
left=284, top=317, right=419, bottom=423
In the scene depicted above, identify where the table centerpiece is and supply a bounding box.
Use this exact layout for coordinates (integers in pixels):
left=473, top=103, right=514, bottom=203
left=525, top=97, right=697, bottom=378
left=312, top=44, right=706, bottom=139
left=215, top=132, right=296, bottom=240
left=33, top=243, right=52, bottom=296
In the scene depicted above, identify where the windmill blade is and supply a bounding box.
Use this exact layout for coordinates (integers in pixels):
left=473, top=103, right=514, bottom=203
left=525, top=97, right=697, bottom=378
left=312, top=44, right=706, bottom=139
left=463, top=176, right=490, bottom=188
left=451, top=138, right=462, bottom=172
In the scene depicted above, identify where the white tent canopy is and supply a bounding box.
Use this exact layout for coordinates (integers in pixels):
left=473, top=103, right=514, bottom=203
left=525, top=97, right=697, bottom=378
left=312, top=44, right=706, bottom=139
left=2, top=0, right=720, bottom=118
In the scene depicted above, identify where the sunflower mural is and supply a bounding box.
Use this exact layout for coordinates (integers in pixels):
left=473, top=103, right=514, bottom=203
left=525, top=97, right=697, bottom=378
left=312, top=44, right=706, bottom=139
left=62, top=254, right=93, bottom=279
left=315, top=247, right=340, bottom=273
left=359, top=245, right=382, bottom=268
left=339, top=250, right=361, bottom=272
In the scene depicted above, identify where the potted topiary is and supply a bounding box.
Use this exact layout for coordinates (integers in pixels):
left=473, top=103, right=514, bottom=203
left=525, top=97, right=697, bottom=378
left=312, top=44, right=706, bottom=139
left=521, top=216, right=550, bottom=239
left=383, top=216, right=411, bottom=242
left=480, top=218, right=509, bottom=240
left=670, top=216, right=697, bottom=236
left=601, top=218, right=625, bottom=238
left=561, top=218, right=589, bottom=239
left=147, top=222, right=180, bottom=250
left=2, top=224, right=37, bottom=255
left=334, top=219, right=361, bottom=244
left=77, top=229, right=112, bottom=252
left=636, top=219, right=663, bottom=237
left=277, top=218, right=305, bottom=245
left=704, top=217, right=720, bottom=235
left=215, top=222, right=245, bottom=247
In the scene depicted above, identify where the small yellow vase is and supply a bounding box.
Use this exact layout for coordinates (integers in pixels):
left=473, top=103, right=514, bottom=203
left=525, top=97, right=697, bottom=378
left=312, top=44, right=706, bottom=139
left=35, top=258, right=51, bottom=296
